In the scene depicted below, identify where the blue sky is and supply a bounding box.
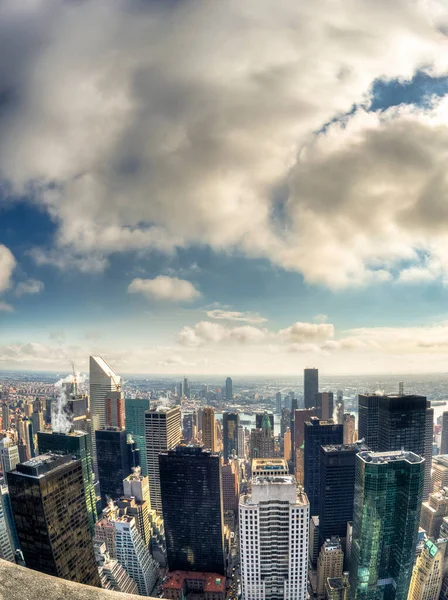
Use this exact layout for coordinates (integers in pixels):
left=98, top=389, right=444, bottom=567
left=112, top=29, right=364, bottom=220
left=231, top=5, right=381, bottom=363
left=1, top=0, right=448, bottom=375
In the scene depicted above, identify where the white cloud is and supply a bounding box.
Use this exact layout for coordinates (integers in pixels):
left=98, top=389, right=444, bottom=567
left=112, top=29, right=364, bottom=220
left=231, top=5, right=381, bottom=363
left=15, top=278, right=44, bottom=297
left=0, top=245, right=16, bottom=293
left=313, top=314, right=328, bottom=323
left=206, top=309, right=267, bottom=324
left=279, top=322, right=335, bottom=344
left=0, top=1, right=447, bottom=287
left=128, top=276, right=200, bottom=302
left=0, top=301, right=13, bottom=312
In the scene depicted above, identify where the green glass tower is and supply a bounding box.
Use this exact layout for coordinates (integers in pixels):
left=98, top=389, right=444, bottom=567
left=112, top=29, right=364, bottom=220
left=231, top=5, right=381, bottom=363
left=349, top=450, right=424, bottom=600
left=125, top=398, right=150, bottom=475
left=37, top=431, right=97, bottom=536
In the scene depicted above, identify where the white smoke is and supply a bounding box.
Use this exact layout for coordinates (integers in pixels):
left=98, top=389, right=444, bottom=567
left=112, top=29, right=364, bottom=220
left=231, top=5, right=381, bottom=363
left=51, top=371, right=84, bottom=433
left=132, top=465, right=141, bottom=477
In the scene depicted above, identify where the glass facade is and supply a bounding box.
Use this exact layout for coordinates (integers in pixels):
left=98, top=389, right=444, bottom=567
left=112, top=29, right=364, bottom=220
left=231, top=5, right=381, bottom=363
left=37, top=431, right=97, bottom=536
left=95, top=428, right=131, bottom=506
left=358, top=395, right=380, bottom=451
left=349, top=451, right=424, bottom=600
left=6, top=454, right=100, bottom=587
left=159, top=445, right=225, bottom=575
left=304, top=368, right=319, bottom=410
left=223, top=412, right=239, bottom=462
left=125, top=398, right=150, bottom=475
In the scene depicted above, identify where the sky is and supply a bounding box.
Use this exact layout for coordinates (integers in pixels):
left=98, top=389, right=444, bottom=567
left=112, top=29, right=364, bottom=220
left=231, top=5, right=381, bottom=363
left=2, top=0, right=448, bottom=376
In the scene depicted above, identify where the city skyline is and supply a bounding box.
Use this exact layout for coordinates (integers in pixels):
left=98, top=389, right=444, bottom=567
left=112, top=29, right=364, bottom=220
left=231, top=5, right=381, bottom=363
left=1, top=2, right=448, bottom=375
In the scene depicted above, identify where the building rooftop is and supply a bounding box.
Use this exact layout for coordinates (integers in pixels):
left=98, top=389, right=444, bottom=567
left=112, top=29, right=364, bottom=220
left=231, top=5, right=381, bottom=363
left=321, top=441, right=368, bottom=453
left=358, top=450, right=424, bottom=464
left=252, top=458, right=288, bottom=470
left=162, top=571, right=226, bottom=593
left=327, top=576, right=349, bottom=591
left=12, top=453, right=76, bottom=478
left=433, top=455, right=448, bottom=469
left=253, top=475, right=295, bottom=485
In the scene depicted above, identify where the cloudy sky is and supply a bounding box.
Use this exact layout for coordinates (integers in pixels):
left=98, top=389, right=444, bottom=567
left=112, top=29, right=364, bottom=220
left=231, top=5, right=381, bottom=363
left=2, top=0, right=448, bottom=375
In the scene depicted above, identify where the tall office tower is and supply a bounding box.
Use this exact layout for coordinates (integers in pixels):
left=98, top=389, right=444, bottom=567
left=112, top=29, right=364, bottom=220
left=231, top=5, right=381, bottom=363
left=349, top=450, right=425, bottom=600
left=94, top=540, right=139, bottom=594
left=183, top=377, right=190, bottom=398
left=316, top=537, right=344, bottom=599
left=304, top=368, right=319, bottom=410
left=222, top=459, right=239, bottom=513
left=424, top=407, right=434, bottom=500
left=145, top=406, right=181, bottom=513
left=123, top=470, right=151, bottom=506
left=238, top=425, right=246, bottom=459
left=281, top=407, right=291, bottom=437
left=223, top=412, right=239, bottom=462
left=315, top=392, right=334, bottom=421
left=90, top=356, right=122, bottom=473
left=441, top=412, right=448, bottom=455
left=160, top=445, right=225, bottom=574
left=116, top=497, right=150, bottom=547
left=225, top=377, right=233, bottom=401
left=335, top=401, right=344, bottom=425
left=31, top=398, right=45, bottom=433
left=255, top=412, right=274, bottom=430
left=114, top=515, right=159, bottom=596
left=284, top=429, right=292, bottom=461
left=343, top=414, right=357, bottom=444
left=276, top=392, right=282, bottom=414
left=357, top=394, right=380, bottom=450
left=37, top=430, right=98, bottom=535
left=0, top=483, right=19, bottom=562
left=319, top=442, right=368, bottom=546
left=106, top=391, right=125, bottom=429
left=125, top=398, right=150, bottom=475
left=378, top=395, right=429, bottom=501
left=250, top=413, right=275, bottom=459
left=1, top=400, right=9, bottom=430
left=309, top=516, right=320, bottom=568
left=290, top=398, right=298, bottom=459
left=127, top=435, right=141, bottom=470
left=326, top=573, right=351, bottom=600
left=182, top=413, right=195, bottom=441
left=420, top=487, right=448, bottom=539
left=304, top=418, right=343, bottom=516
left=239, top=475, right=309, bottom=600
left=96, top=428, right=131, bottom=505
left=432, top=455, right=448, bottom=492
left=0, top=437, right=19, bottom=477
left=408, top=539, right=446, bottom=600
left=7, top=454, right=101, bottom=586
left=202, top=407, right=218, bottom=451
left=294, top=408, right=316, bottom=457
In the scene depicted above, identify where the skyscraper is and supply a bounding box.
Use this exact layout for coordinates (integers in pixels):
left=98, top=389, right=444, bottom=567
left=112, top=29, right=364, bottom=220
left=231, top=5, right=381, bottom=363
left=281, top=407, right=291, bottom=437
left=420, top=487, right=448, bottom=540
left=222, top=411, right=239, bottom=462
left=304, top=368, right=319, bottom=410
left=202, top=407, right=218, bottom=451
left=37, top=430, right=98, bottom=535
left=222, top=459, right=239, bottom=513
left=238, top=425, right=246, bottom=459
left=317, top=537, right=344, bottom=599
left=225, top=377, right=233, bottom=401
left=343, top=414, right=357, bottom=444
left=319, top=441, right=368, bottom=546
left=125, top=398, right=151, bottom=475
left=315, top=392, right=334, bottom=421
left=1, top=400, right=9, bottom=430
left=0, top=437, right=19, bottom=478
left=95, top=428, right=131, bottom=505
left=250, top=413, right=275, bottom=459
left=94, top=540, right=139, bottom=595
left=0, top=482, right=19, bottom=562
left=89, top=356, right=122, bottom=473
left=239, top=475, right=309, bottom=600
left=357, top=394, right=380, bottom=450
left=159, top=445, right=225, bottom=574
left=349, top=450, right=424, bottom=600
left=432, top=455, right=448, bottom=492
left=304, top=418, right=343, bottom=516
left=145, top=406, right=181, bottom=513
left=441, top=412, right=448, bottom=455
left=276, top=392, right=282, bottom=414
left=294, top=408, right=316, bottom=459
left=255, top=412, right=274, bottom=430
left=408, top=538, right=447, bottom=600
left=7, top=454, right=100, bottom=587
left=424, top=407, right=434, bottom=500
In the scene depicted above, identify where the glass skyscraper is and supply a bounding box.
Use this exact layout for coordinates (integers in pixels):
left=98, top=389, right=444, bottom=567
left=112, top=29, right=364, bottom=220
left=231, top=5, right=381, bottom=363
left=304, top=368, right=319, bottom=410
left=95, top=427, right=131, bottom=506
left=358, top=394, right=380, bottom=451
left=125, top=398, right=150, bottom=475
left=223, top=411, right=239, bottom=462
left=37, top=430, right=98, bottom=536
left=349, top=450, right=424, bottom=600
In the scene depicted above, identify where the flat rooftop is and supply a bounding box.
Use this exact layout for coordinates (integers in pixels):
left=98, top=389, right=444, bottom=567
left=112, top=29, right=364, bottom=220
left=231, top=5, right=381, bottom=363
left=162, top=571, right=226, bottom=593
left=322, top=441, right=369, bottom=453
left=253, top=475, right=295, bottom=485
left=358, top=450, right=424, bottom=464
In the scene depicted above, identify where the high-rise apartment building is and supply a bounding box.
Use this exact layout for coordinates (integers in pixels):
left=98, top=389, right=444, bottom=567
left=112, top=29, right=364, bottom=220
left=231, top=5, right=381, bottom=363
left=408, top=538, right=447, bottom=600
left=96, top=428, right=131, bottom=505
left=343, top=414, right=357, bottom=444
left=441, top=412, right=448, bottom=455
left=223, top=412, right=239, bottom=462
left=0, top=482, right=18, bottom=562
left=125, top=398, right=151, bottom=475
left=319, top=441, right=368, bottom=546
left=145, top=406, right=181, bottom=513
left=304, top=368, right=319, bottom=410
left=349, top=450, right=424, bottom=600
left=239, top=476, right=309, bottom=600
left=357, top=394, right=380, bottom=450
left=0, top=437, right=19, bottom=478
left=159, top=445, right=225, bottom=574
left=304, top=418, right=343, bottom=516
left=201, top=407, right=217, bottom=451
left=37, top=430, right=98, bottom=535
left=89, top=356, right=122, bottom=473
left=316, top=537, right=344, bottom=599
left=7, top=454, right=100, bottom=586
left=225, top=377, right=233, bottom=401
